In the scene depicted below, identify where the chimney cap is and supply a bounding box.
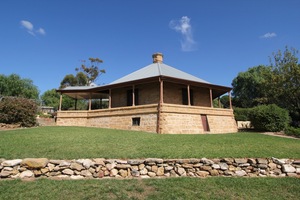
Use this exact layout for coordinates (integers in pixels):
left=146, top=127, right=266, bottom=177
left=152, top=52, right=163, bottom=63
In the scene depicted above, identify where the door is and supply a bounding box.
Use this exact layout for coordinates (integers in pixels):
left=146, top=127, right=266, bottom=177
left=201, top=115, right=210, bottom=132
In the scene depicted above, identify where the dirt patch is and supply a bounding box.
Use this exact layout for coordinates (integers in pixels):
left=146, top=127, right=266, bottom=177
left=0, top=123, right=22, bottom=131
left=262, top=132, right=299, bottom=139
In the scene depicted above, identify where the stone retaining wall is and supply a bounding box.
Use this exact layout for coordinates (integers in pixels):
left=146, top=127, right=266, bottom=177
left=1, top=157, right=299, bottom=180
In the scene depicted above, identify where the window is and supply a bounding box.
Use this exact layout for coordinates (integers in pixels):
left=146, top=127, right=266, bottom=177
left=182, top=88, right=194, bottom=105
left=132, top=117, right=141, bottom=126
left=127, top=89, right=139, bottom=106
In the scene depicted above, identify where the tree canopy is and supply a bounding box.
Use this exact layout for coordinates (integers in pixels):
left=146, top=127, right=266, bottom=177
left=60, top=57, right=105, bottom=88
left=232, top=46, right=300, bottom=123
left=0, top=74, right=39, bottom=99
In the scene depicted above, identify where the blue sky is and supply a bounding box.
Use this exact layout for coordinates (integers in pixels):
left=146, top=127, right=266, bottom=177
left=1, top=0, right=300, bottom=95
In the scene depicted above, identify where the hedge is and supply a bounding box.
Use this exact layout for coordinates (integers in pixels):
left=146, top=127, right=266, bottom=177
left=0, top=97, right=37, bottom=127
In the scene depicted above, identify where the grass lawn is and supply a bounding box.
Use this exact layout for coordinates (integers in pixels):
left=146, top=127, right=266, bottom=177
left=0, top=177, right=299, bottom=200
left=0, top=126, right=299, bottom=159
left=1, top=126, right=299, bottom=199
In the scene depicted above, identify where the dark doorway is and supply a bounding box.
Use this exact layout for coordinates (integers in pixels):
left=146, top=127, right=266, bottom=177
left=127, top=89, right=139, bottom=106
left=201, top=115, right=210, bottom=132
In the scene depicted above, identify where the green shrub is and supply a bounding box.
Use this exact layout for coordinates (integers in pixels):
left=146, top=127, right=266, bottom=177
left=285, top=126, right=300, bottom=138
left=249, top=104, right=290, bottom=132
left=234, top=107, right=252, bottom=121
left=0, top=97, right=37, bottom=127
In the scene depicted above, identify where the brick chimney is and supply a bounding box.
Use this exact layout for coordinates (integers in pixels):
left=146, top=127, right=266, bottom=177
left=152, top=52, right=163, bottom=63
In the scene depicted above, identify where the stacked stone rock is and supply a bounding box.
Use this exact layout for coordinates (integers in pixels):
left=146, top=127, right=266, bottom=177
left=0, top=157, right=299, bottom=179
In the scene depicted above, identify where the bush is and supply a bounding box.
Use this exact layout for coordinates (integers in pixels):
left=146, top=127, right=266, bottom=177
left=0, top=97, right=37, bottom=127
left=234, top=107, right=252, bottom=121
left=249, top=104, right=290, bottom=132
left=285, top=126, right=300, bottom=138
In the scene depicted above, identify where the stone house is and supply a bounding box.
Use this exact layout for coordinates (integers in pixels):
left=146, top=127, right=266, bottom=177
left=56, top=53, right=237, bottom=134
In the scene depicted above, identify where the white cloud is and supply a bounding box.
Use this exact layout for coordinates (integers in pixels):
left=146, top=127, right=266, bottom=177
left=260, top=32, right=277, bottom=39
left=169, top=16, right=197, bottom=52
left=20, top=20, right=46, bottom=36
left=36, top=28, right=46, bottom=35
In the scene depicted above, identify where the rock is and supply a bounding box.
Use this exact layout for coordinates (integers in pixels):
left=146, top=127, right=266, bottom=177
left=119, top=169, right=128, bottom=177
left=131, top=165, right=139, bottom=171
left=234, top=158, right=248, bottom=164
left=116, top=160, right=127, bottom=164
left=272, top=158, right=286, bottom=165
left=219, top=163, right=228, bottom=170
left=256, top=158, right=268, bottom=164
left=140, top=168, right=148, bottom=175
left=209, top=169, right=219, bottom=176
left=145, top=158, right=163, bottom=164
left=3, top=167, right=13, bottom=171
left=176, top=167, right=186, bottom=176
left=33, top=170, right=42, bottom=176
left=212, top=164, right=220, bottom=169
left=282, top=164, right=296, bottom=173
left=268, top=163, right=277, bottom=170
left=20, top=170, right=34, bottom=178
left=2, top=159, right=22, bottom=167
left=200, top=166, right=212, bottom=171
left=287, top=173, right=298, bottom=177
left=110, top=169, right=118, bottom=176
left=151, top=165, right=158, bottom=172
left=97, top=170, right=104, bottom=178
left=201, top=158, right=214, bottom=165
left=138, top=164, right=145, bottom=170
left=0, top=170, right=12, bottom=177
left=48, top=163, right=55, bottom=171
left=82, top=159, right=94, bottom=169
left=56, top=175, right=69, bottom=179
left=131, top=170, right=140, bottom=177
left=70, top=163, right=84, bottom=171
left=106, top=163, right=116, bottom=170
left=247, top=159, right=256, bottom=164
left=176, top=159, right=190, bottom=164
left=239, top=163, right=250, bottom=167
left=196, top=171, right=210, bottom=177
left=156, top=167, right=164, bottom=176
left=81, top=170, right=92, bottom=177
left=189, top=159, right=200, bottom=164
left=21, top=158, right=48, bottom=169
left=128, top=160, right=144, bottom=165
left=140, top=175, right=150, bottom=179
left=222, top=158, right=234, bottom=164
left=292, top=160, right=300, bottom=165
left=148, top=172, right=156, bottom=177
left=257, top=164, right=268, bottom=169
left=182, top=164, right=194, bottom=169
left=93, top=158, right=105, bottom=166
left=165, top=166, right=173, bottom=171
left=70, top=175, right=84, bottom=180
left=296, top=168, right=300, bottom=174
left=224, top=171, right=234, bottom=176
left=41, top=168, right=49, bottom=174
left=235, top=170, right=247, bottom=177
left=49, top=160, right=63, bottom=165
left=59, top=161, right=71, bottom=167
left=62, top=169, right=74, bottom=175
left=193, top=163, right=203, bottom=168
left=116, top=164, right=131, bottom=169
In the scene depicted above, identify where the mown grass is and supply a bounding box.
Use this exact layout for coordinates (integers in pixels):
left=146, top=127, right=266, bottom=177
left=0, top=177, right=299, bottom=200
left=0, top=126, right=299, bottom=159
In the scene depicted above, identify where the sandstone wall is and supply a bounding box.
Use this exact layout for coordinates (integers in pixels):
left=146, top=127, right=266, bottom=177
left=56, top=104, right=237, bottom=134
left=160, top=104, right=237, bottom=134
left=1, top=157, right=299, bottom=180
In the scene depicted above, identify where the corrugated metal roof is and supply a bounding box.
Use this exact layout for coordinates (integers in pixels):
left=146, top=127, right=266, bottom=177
left=110, top=62, right=210, bottom=85
left=61, top=86, right=97, bottom=91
